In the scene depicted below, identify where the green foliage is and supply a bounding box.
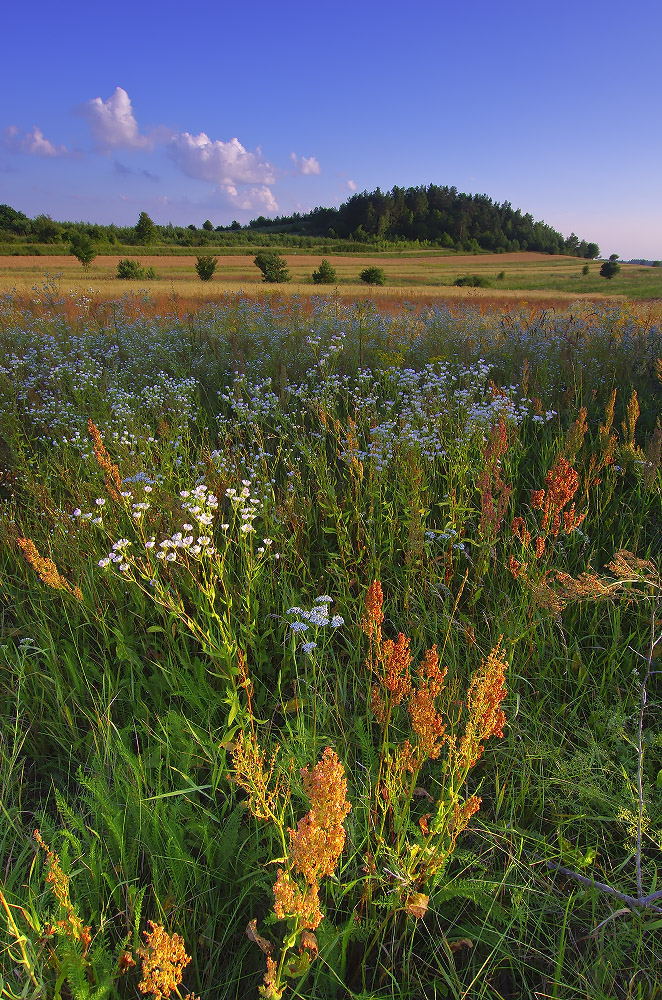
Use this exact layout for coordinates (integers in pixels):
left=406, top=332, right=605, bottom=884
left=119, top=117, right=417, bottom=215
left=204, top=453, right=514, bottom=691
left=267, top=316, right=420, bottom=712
left=116, top=258, right=157, bottom=279
left=0, top=203, right=30, bottom=235
left=600, top=257, right=621, bottom=279
left=311, top=258, right=337, bottom=284
left=69, top=232, right=97, bottom=269
left=134, top=211, right=155, bottom=245
left=454, top=273, right=492, bottom=287
left=582, top=263, right=590, bottom=275
left=253, top=249, right=290, bottom=283
left=31, top=214, right=62, bottom=243
left=359, top=266, right=386, bottom=285
left=202, top=219, right=214, bottom=231
left=194, top=255, right=218, bottom=281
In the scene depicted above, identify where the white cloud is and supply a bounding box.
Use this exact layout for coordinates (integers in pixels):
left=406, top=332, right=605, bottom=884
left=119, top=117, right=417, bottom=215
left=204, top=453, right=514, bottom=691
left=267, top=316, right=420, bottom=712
left=291, top=152, right=321, bottom=175
left=3, top=124, right=69, bottom=157
left=220, top=183, right=278, bottom=214
left=169, top=132, right=276, bottom=186
left=347, top=179, right=357, bottom=192
left=79, top=87, right=154, bottom=151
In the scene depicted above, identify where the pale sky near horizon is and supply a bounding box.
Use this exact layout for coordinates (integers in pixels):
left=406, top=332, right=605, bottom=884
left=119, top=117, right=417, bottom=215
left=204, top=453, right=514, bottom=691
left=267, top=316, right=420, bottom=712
left=2, top=0, right=660, bottom=259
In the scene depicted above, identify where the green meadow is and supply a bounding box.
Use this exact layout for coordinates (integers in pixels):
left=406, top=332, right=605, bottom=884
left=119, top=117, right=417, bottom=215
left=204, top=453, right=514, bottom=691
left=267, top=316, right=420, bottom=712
left=0, top=250, right=661, bottom=303
left=1, top=284, right=661, bottom=999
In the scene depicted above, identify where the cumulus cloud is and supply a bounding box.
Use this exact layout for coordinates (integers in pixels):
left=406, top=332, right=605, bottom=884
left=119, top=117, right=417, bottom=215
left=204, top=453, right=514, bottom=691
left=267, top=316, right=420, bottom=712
left=220, top=183, right=278, bottom=214
left=168, top=132, right=276, bottom=186
left=3, top=124, right=69, bottom=157
left=291, top=152, right=321, bottom=175
left=79, top=87, right=155, bottom=151
left=347, top=179, right=357, bottom=192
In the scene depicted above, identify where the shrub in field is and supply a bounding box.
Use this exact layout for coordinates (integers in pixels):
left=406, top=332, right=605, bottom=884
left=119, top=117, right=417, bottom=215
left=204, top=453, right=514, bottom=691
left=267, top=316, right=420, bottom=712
left=600, top=254, right=621, bottom=279
left=582, top=263, right=590, bottom=275
left=194, top=255, right=218, bottom=281
left=69, top=232, right=97, bottom=269
left=254, top=250, right=290, bottom=283
left=454, top=274, right=492, bottom=287
left=116, top=258, right=157, bottom=280
left=311, top=258, right=337, bottom=284
left=359, top=266, right=386, bottom=285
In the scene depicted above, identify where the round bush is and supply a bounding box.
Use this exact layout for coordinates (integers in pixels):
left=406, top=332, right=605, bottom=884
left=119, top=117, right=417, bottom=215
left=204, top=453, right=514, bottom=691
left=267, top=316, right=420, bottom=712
left=359, top=266, right=387, bottom=286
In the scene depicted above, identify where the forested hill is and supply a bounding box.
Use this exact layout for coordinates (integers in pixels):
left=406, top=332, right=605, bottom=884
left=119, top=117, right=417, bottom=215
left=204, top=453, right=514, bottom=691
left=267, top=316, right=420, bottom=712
left=0, top=185, right=599, bottom=257
left=247, top=185, right=600, bottom=257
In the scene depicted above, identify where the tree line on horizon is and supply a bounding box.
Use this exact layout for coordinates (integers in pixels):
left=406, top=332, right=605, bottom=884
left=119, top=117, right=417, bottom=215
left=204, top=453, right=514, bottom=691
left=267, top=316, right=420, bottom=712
left=0, top=183, right=600, bottom=258
left=250, top=185, right=600, bottom=257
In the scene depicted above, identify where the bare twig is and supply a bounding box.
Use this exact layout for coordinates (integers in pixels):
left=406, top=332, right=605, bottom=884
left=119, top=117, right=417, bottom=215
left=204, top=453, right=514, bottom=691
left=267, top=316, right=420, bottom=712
left=545, top=862, right=662, bottom=913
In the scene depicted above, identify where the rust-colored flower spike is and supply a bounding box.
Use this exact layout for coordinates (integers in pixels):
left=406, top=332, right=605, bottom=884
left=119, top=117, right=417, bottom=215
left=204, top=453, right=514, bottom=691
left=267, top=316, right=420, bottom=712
left=541, top=456, right=579, bottom=536
left=33, top=830, right=90, bottom=949
left=289, top=747, right=352, bottom=885
left=259, top=956, right=286, bottom=999
left=564, top=406, right=588, bottom=463
left=88, top=418, right=122, bottom=502
left=18, top=538, right=83, bottom=600
left=622, top=389, right=640, bottom=448
left=230, top=729, right=289, bottom=824
left=408, top=645, right=448, bottom=764
left=362, top=580, right=384, bottom=641
left=34, top=829, right=70, bottom=912
left=381, top=633, right=413, bottom=705
left=456, top=638, right=508, bottom=771
left=272, top=868, right=323, bottom=931
left=511, top=517, right=531, bottom=547
left=137, top=921, right=191, bottom=1000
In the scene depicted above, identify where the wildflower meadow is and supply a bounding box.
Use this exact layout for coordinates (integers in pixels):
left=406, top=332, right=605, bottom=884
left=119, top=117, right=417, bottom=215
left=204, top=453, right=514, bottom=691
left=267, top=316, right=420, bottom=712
left=1, top=281, right=661, bottom=999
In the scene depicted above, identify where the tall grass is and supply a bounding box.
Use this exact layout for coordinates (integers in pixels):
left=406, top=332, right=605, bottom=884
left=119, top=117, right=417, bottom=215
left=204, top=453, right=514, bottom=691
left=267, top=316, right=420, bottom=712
left=1, top=285, right=661, bottom=998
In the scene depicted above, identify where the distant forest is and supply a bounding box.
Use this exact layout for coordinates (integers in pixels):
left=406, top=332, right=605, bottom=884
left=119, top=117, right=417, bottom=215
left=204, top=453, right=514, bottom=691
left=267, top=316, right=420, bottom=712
left=249, top=186, right=600, bottom=257
left=0, top=185, right=600, bottom=257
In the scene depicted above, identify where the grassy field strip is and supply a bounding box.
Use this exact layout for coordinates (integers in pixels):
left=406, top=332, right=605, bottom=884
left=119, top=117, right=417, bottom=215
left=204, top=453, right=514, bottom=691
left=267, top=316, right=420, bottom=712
left=1, top=250, right=660, bottom=300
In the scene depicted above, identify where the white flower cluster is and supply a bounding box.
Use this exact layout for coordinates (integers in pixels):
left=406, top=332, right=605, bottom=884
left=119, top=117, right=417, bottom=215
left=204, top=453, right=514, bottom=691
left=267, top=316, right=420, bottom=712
left=98, top=538, right=131, bottom=572
left=180, top=484, right=219, bottom=527
left=225, top=480, right=262, bottom=534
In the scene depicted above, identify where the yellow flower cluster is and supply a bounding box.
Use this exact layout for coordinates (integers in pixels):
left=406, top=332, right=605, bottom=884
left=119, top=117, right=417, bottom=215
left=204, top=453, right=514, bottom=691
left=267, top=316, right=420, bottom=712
left=18, top=538, right=83, bottom=600
left=137, top=921, right=191, bottom=1000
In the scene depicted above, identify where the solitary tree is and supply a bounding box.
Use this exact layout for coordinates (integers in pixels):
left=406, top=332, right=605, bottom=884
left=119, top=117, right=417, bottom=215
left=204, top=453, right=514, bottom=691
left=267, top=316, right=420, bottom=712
left=254, top=250, right=289, bottom=283
left=69, top=232, right=97, bottom=269
left=359, top=266, right=387, bottom=286
left=202, top=219, right=214, bottom=231
left=135, top=211, right=155, bottom=244
left=312, top=258, right=337, bottom=284
left=600, top=254, right=621, bottom=280
left=195, top=255, right=218, bottom=281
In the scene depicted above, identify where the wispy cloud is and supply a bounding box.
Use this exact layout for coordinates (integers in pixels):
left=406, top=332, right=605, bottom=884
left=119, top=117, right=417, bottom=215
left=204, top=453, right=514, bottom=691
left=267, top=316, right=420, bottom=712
left=78, top=87, right=159, bottom=151
left=347, top=179, right=357, bottom=192
left=113, top=159, right=160, bottom=181
left=168, top=132, right=276, bottom=186
left=3, top=125, right=70, bottom=157
left=291, top=152, right=321, bottom=175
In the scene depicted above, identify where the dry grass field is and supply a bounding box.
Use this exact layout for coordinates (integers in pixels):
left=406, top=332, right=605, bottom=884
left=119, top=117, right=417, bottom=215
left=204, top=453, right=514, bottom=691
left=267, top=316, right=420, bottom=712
left=2, top=250, right=660, bottom=309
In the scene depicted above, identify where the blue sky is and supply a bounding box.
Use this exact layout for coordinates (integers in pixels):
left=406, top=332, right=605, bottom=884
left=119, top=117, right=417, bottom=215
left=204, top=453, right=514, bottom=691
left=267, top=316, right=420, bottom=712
left=2, top=0, right=660, bottom=259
